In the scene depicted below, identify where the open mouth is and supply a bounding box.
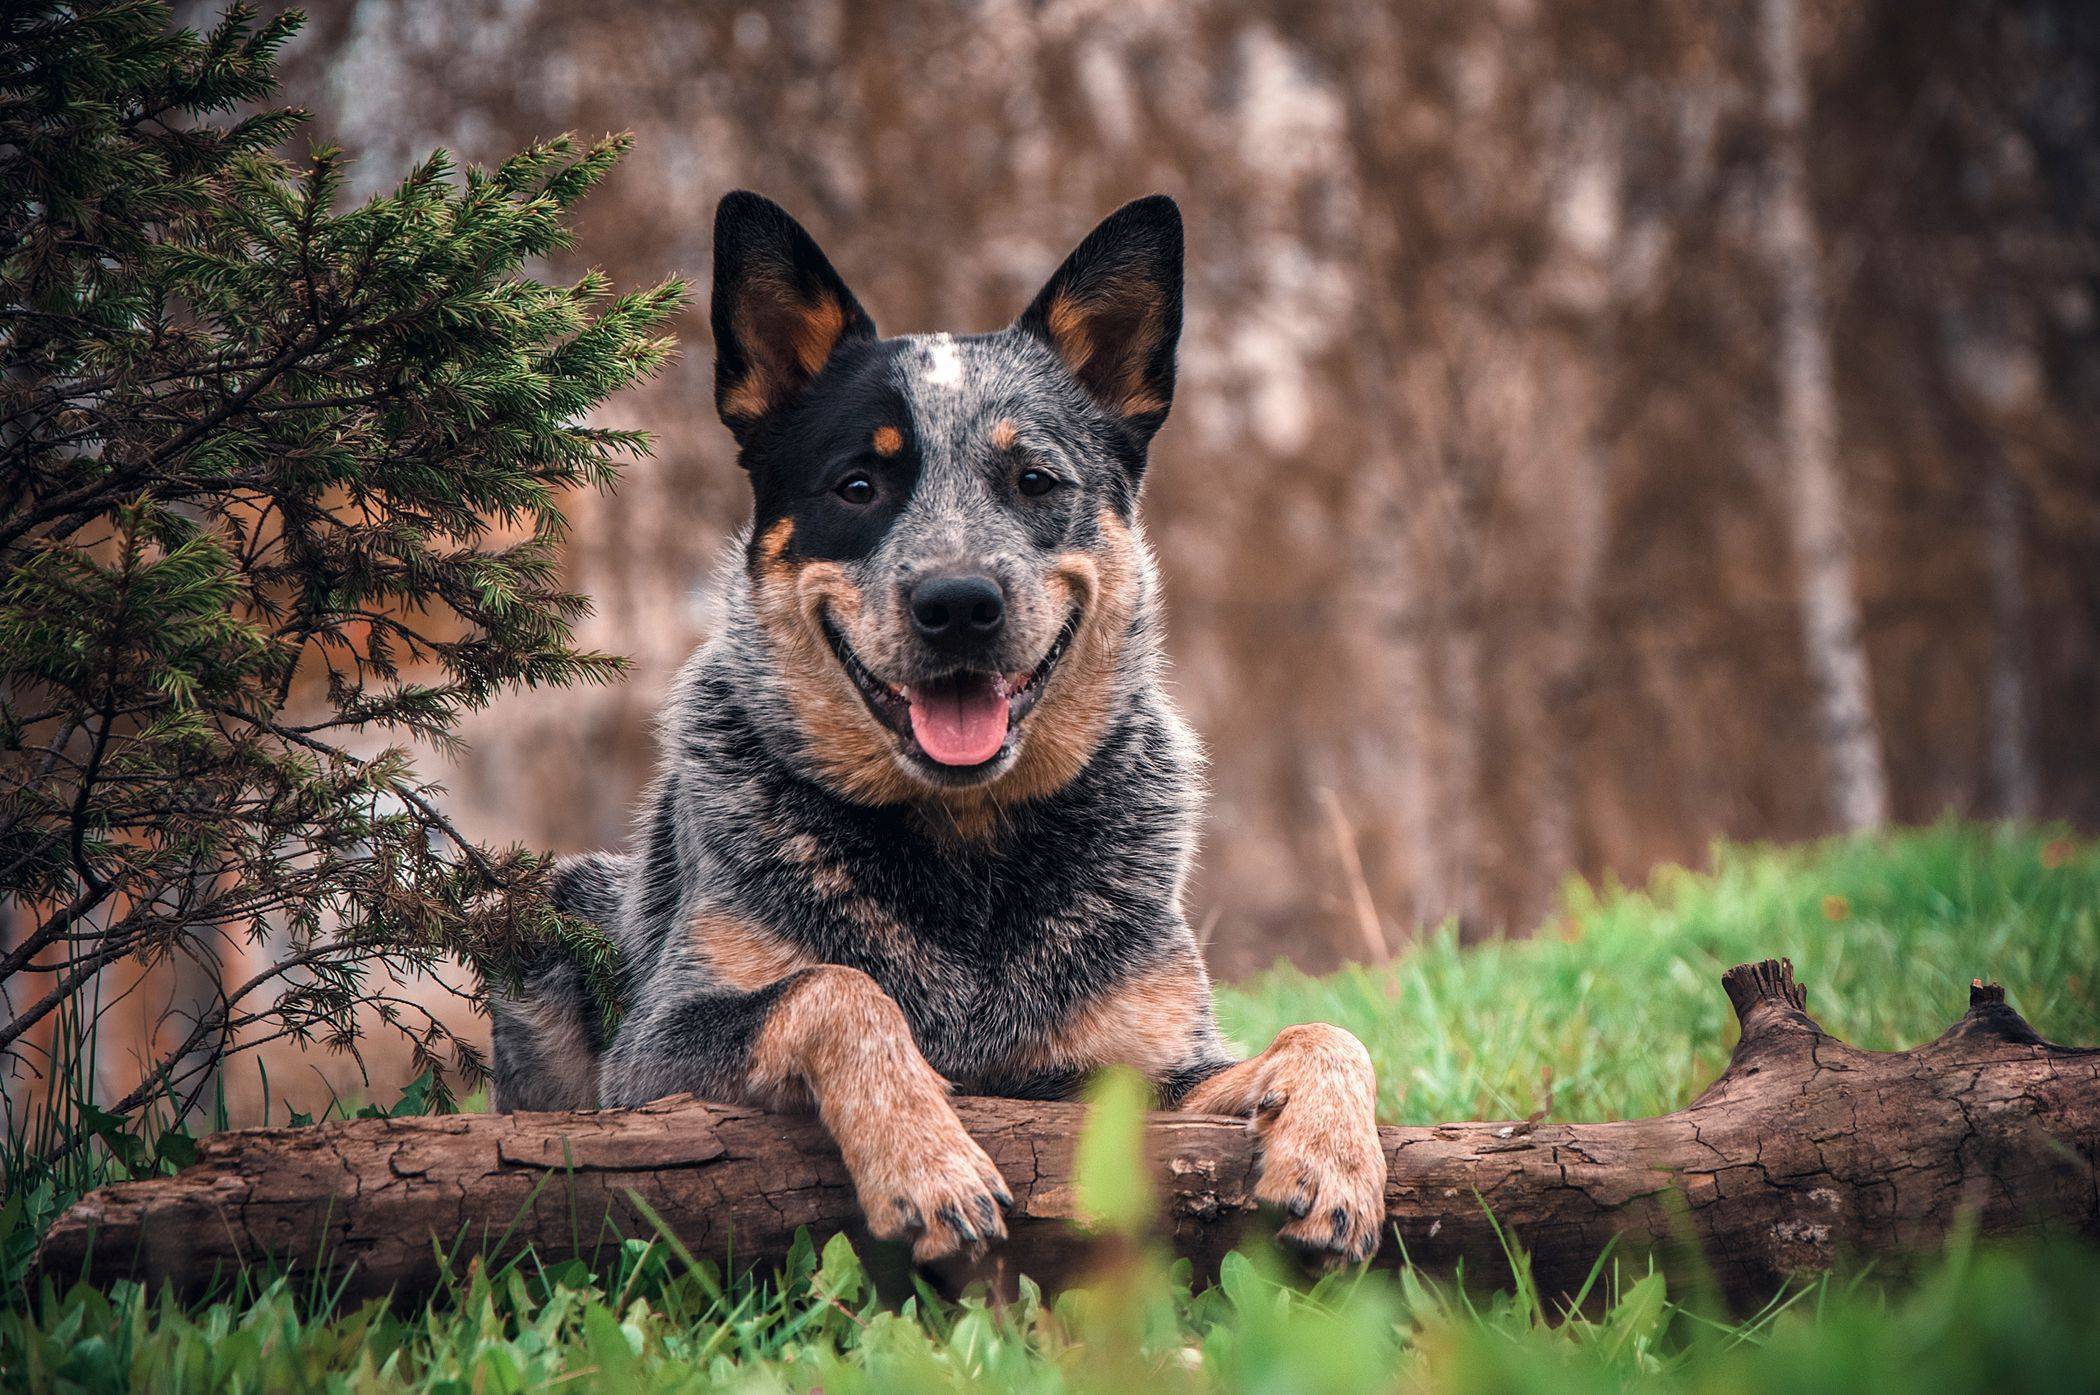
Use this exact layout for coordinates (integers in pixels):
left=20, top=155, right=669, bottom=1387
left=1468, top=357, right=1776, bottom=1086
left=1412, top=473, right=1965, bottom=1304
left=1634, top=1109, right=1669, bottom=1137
left=822, top=612, right=1079, bottom=771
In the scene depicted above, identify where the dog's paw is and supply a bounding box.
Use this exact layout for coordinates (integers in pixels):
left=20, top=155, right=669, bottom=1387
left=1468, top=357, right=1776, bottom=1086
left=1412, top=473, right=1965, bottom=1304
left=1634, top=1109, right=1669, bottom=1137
left=1253, top=1094, right=1387, bottom=1264
left=852, top=1106, right=1013, bottom=1264
left=1246, top=1026, right=1388, bottom=1265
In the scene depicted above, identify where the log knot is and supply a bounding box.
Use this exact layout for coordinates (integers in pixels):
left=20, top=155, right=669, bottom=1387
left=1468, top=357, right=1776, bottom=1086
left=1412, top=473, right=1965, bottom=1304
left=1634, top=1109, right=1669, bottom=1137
left=1950, top=978, right=2054, bottom=1049
left=1722, top=958, right=1808, bottom=1022
left=1700, top=960, right=1828, bottom=1094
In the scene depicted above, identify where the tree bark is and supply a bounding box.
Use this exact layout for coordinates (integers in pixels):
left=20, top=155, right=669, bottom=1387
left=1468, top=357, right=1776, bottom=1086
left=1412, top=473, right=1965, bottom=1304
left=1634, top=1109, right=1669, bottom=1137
left=36, top=961, right=2099, bottom=1307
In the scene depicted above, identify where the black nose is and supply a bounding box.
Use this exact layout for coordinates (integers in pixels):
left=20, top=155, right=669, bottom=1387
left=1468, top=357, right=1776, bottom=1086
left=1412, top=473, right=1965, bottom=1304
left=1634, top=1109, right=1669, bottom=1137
left=910, top=573, right=1005, bottom=652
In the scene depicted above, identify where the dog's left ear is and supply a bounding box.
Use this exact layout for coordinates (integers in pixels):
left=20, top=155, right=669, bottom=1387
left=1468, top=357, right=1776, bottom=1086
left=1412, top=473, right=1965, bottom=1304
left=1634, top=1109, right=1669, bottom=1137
left=1015, top=195, right=1183, bottom=441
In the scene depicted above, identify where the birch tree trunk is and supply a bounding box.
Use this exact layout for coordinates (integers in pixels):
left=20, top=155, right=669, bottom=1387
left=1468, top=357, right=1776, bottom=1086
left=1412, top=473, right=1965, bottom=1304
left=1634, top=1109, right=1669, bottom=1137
left=1760, top=0, right=1891, bottom=832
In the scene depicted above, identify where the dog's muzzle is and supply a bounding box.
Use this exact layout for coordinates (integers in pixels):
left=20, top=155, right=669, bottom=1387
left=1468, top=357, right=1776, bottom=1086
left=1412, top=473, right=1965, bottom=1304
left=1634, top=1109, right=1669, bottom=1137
left=823, top=611, right=1079, bottom=771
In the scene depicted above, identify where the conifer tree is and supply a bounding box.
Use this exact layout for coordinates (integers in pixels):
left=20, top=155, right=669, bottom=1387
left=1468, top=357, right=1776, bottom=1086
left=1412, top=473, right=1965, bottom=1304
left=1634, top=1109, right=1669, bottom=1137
left=0, top=2, right=682, bottom=1152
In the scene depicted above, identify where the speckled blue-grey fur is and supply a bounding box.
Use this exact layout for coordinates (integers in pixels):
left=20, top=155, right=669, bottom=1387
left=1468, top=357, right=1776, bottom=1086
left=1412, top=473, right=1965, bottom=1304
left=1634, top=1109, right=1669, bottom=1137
left=489, top=191, right=1231, bottom=1118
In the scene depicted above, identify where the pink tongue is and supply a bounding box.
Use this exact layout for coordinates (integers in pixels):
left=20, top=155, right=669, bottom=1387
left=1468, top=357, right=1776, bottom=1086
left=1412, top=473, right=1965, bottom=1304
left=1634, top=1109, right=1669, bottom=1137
left=906, top=674, right=1011, bottom=766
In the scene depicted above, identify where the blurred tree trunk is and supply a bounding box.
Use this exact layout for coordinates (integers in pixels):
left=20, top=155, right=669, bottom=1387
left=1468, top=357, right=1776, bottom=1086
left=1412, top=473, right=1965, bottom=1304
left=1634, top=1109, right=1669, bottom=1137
left=1984, top=463, right=2037, bottom=818
left=1363, top=487, right=1442, bottom=939
left=1530, top=439, right=1608, bottom=915
left=1761, top=0, right=1890, bottom=832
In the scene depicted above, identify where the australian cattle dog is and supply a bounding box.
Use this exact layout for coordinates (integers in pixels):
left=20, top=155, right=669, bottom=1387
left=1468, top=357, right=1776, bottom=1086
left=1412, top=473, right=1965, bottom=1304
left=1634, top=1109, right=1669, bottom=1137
left=490, top=191, right=1387, bottom=1265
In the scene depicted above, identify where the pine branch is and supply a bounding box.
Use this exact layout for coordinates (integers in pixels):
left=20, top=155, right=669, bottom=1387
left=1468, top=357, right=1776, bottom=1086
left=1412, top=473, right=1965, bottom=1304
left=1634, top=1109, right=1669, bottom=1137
left=1, top=2, right=684, bottom=1154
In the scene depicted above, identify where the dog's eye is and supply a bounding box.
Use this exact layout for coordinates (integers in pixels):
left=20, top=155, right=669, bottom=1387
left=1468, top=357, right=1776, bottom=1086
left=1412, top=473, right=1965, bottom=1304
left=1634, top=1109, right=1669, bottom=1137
left=835, top=474, right=876, bottom=506
left=1016, top=468, right=1059, bottom=498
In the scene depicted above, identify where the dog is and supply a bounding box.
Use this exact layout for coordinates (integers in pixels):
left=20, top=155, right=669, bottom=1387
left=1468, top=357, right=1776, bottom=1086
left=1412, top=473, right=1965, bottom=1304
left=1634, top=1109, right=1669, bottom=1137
left=489, top=191, right=1388, bottom=1266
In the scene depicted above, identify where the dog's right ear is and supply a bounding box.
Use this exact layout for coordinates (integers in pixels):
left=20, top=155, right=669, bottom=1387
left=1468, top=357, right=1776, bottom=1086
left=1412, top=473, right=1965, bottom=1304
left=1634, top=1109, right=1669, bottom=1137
left=712, top=191, right=877, bottom=442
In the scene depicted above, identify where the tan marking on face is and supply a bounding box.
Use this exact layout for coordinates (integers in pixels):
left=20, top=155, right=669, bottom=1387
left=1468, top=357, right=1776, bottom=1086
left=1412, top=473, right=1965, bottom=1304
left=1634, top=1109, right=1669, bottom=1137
left=1007, top=952, right=1210, bottom=1081
left=756, top=517, right=796, bottom=569
left=988, top=417, right=1018, bottom=451
left=750, top=507, right=1138, bottom=828
left=872, top=424, right=904, bottom=456
left=984, top=508, right=1142, bottom=809
left=1179, top=1022, right=1388, bottom=1264
left=749, top=965, right=1010, bottom=1262
left=892, top=508, right=1142, bottom=840
left=691, top=910, right=814, bottom=992
left=749, top=535, right=920, bottom=807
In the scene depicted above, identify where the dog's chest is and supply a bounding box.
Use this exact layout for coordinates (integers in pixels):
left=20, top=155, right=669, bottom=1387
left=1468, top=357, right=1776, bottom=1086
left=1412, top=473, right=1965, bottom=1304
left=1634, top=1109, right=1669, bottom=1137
left=733, top=783, right=1191, bottom=1083
left=783, top=861, right=1154, bottom=1078
left=815, top=895, right=1087, bottom=1056
left=850, top=905, right=1204, bottom=1093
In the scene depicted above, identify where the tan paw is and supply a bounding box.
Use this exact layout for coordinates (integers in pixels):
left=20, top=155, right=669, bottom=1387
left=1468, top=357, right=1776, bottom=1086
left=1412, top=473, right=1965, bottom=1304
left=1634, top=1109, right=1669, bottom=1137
left=1239, top=1024, right=1387, bottom=1264
left=851, top=1106, right=1013, bottom=1264
left=758, top=965, right=1016, bottom=1265
left=1254, top=1091, right=1388, bottom=1264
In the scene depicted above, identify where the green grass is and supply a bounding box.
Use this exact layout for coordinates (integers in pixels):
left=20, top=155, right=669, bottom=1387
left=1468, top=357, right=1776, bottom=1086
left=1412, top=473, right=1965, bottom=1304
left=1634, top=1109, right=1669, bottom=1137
left=1216, top=821, right=2100, bottom=1124
left=6, top=822, right=2099, bottom=1393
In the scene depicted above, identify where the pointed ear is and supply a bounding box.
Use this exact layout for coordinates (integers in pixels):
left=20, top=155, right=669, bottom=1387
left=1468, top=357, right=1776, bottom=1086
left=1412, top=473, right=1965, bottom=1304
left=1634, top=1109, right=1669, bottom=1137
left=711, top=191, right=877, bottom=439
left=1015, top=195, right=1183, bottom=439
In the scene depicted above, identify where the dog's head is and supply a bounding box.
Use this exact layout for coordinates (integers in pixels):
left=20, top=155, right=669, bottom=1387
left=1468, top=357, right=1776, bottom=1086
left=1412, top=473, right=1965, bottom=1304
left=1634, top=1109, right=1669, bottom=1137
left=713, top=191, right=1181, bottom=811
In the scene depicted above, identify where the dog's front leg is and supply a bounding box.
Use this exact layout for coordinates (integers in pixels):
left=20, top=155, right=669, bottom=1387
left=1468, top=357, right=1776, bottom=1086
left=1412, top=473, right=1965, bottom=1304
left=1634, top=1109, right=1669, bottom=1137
left=605, top=965, right=1011, bottom=1263
left=1178, top=1024, right=1388, bottom=1263
left=751, top=965, right=1013, bottom=1261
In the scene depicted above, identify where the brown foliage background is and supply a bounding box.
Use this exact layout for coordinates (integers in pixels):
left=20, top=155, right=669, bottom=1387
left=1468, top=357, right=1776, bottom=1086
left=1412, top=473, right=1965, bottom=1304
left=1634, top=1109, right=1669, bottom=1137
left=253, top=0, right=2098, bottom=977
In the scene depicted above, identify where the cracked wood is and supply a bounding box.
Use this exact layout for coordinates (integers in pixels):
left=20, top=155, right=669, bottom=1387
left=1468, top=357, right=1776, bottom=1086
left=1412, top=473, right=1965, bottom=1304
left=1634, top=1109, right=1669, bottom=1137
left=35, top=961, right=2100, bottom=1305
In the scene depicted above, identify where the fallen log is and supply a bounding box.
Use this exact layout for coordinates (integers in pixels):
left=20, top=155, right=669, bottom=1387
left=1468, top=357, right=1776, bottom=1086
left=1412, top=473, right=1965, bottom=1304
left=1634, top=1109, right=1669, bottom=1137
left=35, top=960, right=2100, bottom=1305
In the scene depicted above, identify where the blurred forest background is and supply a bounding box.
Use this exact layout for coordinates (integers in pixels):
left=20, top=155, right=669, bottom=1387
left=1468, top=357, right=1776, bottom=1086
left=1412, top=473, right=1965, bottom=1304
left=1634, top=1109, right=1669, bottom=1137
left=213, top=0, right=2099, bottom=978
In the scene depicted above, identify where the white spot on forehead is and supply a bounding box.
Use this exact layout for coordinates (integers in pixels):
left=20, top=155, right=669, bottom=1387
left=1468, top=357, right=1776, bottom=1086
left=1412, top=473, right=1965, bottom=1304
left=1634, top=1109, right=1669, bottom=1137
left=921, top=332, right=963, bottom=389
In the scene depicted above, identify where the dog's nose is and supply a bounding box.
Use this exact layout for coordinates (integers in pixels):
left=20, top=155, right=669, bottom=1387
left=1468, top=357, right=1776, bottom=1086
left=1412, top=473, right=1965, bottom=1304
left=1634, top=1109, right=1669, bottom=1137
left=910, top=573, right=1005, bottom=654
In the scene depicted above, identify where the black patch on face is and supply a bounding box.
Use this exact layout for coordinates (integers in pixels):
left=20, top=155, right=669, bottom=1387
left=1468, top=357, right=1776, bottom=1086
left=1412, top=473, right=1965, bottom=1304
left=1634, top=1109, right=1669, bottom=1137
left=742, top=340, right=922, bottom=566
left=738, top=329, right=1143, bottom=583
